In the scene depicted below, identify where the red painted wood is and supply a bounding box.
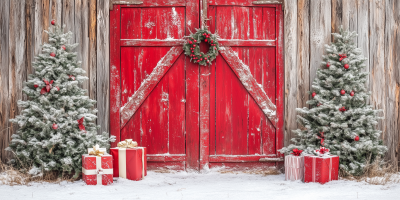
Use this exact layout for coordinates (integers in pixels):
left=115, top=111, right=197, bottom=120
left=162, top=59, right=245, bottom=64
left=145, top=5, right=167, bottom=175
left=209, top=155, right=279, bottom=162
left=147, top=162, right=185, bottom=171
left=199, top=50, right=210, bottom=170
left=120, top=1, right=186, bottom=8
left=120, top=39, right=185, bottom=46
left=110, top=5, right=121, bottom=147
left=218, top=39, right=276, bottom=47
left=275, top=4, right=284, bottom=163
left=208, top=6, right=217, bottom=157
left=120, top=47, right=183, bottom=128
left=208, top=162, right=275, bottom=171
left=208, top=0, right=280, bottom=7
left=147, top=154, right=186, bottom=162
left=121, top=8, right=141, bottom=39
left=263, top=7, right=276, bottom=40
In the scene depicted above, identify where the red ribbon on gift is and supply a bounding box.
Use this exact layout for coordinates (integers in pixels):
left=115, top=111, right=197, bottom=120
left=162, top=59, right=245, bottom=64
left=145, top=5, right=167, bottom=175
left=317, top=132, right=325, bottom=146
left=339, top=54, right=347, bottom=61
left=290, top=148, right=303, bottom=156
left=40, top=79, right=54, bottom=94
left=77, top=117, right=86, bottom=132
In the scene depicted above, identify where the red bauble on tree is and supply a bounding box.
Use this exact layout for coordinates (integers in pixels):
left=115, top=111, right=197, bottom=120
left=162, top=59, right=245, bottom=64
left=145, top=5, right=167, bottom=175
left=50, top=52, right=56, bottom=57
left=350, top=91, right=355, bottom=96
left=52, top=123, right=58, bottom=130
left=312, top=92, right=316, bottom=98
left=340, top=89, right=346, bottom=95
left=344, top=64, right=349, bottom=69
left=354, top=136, right=360, bottom=141
left=326, top=62, right=330, bottom=68
left=34, top=84, right=39, bottom=88
left=61, top=45, right=66, bottom=50
left=51, top=19, right=56, bottom=25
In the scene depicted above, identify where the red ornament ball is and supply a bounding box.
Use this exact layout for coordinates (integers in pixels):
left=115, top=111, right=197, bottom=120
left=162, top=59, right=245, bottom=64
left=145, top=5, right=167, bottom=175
left=326, top=62, right=330, bottom=68
left=350, top=91, right=355, bottom=96
left=191, top=51, right=194, bottom=53
left=51, top=20, right=56, bottom=25
left=193, top=45, right=196, bottom=47
left=34, top=84, right=39, bottom=88
left=189, top=41, right=192, bottom=44
left=344, top=64, right=349, bottom=69
left=214, top=47, right=217, bottom=50
left=61, top=45, right=66, bottom=50
left=52, top=123, right=58, bottom=130
left=194, top=40, right=197, bottom=42
left=205, top=39, right=208, bottom=42
left=354, top=136, right=360, bottom=141
left=211, top=40, right=213, bottom=43
left=340, top=90, right=346, bottom=95
left=312, top=92, right=316, bottom=98
left=50, top=52, right=56, bottom=57
left=197, top=60, right=200, bottom=62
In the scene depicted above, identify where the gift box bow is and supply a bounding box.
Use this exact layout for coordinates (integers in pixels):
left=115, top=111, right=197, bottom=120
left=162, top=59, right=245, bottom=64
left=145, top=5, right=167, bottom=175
left=290, top=148, right=303, bottom=156
left=117, top=139, right=138, bottom=148
left=88, top=144, right=106, bottom=157
left=315, top=146, right=330, bottom=157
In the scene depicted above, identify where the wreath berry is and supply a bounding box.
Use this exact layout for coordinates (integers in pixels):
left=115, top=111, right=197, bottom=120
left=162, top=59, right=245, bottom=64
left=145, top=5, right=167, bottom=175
left=183, top=28, right=220, bottom=66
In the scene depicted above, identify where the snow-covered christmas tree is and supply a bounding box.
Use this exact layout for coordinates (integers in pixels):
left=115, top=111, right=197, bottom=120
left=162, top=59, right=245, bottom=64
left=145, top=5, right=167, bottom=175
left=6, top=21, right=115, bottom=177
left=280, top=28, right=387, bottom=175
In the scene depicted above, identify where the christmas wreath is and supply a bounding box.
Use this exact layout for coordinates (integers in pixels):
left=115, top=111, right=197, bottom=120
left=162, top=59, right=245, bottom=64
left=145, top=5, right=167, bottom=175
left=183, top=28, right=220, bottom=66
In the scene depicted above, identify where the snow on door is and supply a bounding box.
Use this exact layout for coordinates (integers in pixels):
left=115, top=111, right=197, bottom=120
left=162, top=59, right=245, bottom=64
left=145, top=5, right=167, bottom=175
left=109, top=1, right=200, bottom=171
left=202, top=2, right=284, bottom=170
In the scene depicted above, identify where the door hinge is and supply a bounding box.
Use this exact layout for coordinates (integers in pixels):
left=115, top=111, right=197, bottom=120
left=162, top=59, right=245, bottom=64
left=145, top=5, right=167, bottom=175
left=109, top=0, right=143, bottom=10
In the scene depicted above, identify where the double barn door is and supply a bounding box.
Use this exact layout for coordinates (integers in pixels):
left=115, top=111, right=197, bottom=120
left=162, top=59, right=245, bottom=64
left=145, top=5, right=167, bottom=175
left=110, top=0, right=283, bottom=171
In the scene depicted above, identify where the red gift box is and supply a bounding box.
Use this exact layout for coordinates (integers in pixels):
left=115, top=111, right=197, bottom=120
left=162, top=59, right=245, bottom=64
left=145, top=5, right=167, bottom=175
left=82, top=148, right=113, bottom=185
left=110, top=146, right=147, bottom=181
left=303, top=155, right=339, bottom=184
left=285, top=155, right=304, bottom=181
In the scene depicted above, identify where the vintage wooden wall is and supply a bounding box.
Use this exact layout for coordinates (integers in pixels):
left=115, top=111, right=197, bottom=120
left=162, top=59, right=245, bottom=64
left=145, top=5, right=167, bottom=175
left=284, top=0, right=400, bottom=169
left=0, top=0, right=399, bottom=170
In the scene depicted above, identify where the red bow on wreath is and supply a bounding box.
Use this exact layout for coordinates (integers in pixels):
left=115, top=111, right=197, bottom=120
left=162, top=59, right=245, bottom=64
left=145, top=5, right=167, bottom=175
left=317, top=132, right=325, bottom=146
left=291, top=148, right=303, bottom=156
left=77, top=117, right=86, bottom=132
left=339, top=54, right=347, bottom=61
left=40, top=79, right=54, bottom=94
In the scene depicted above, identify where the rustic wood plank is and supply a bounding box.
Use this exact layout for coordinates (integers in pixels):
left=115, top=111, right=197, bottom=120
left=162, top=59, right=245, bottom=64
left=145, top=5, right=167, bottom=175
left=8, top=0, right=27, bottom=161
left=75, top=0, right=90, bottom=91
left=0, top=0, right=10, bottom=162
left=283, top=0, right=297, bottom=147
left=25, top=0, right=35, bottom=77
left=89, top=0, right=97, bottom=100
left=34, top=0, right=50, bottom=57
left=331, top=0, right=343, bottom=36
left=62, top=0, right=75, bottom=43
left=358, top=0, right=369, bottom=89
left=50, top=0, right=62, bottom=24
left=332, top=0, right=357, bottom=41
left=309, top=0, right=331, bottom=92
left=219, top=47, right=278, bottom=127
left=369, top=0, right=385, bottom=132
left=384, top=0, right=399, bottom=169
left=98, top=0, right=110, bottom=137
left=219, top=39, right=276, bottom=47
left=120, top=47, right=183, bottom=128
left=121, top=39, right=185, bottom=46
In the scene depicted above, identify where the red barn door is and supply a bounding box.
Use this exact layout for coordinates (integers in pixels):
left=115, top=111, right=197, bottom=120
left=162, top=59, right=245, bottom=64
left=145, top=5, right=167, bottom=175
left=200, top=1, right=284, bottom=170
left=110, top=0, right=283, bottom=171
left=109, top=0, right=200, bottom=170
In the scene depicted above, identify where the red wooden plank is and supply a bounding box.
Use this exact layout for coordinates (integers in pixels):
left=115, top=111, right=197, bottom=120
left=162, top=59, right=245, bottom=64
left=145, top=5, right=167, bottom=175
left=119, top=1, right=186, bottom=8
left=142, top=8, right=157, bottom=39
left=208, top=0, right=280, bottom=6
left=121, top=8, right=141, bottom=39
left=264, top=47, right=276, bottom=103
left=263, top=7, right=276, bottom=40
left=208, top=162, right=275, bottom=171
left=185, top=0, right=200, bottom=171
left=147, top=154, right=186, bottom=162
left=147, top=162, right=185, bottom=171
left=216, top=6, right=232, bottom=39
left=120, top=47, right=183, bottom=128
left=110, top=5, right=121, bottom=147
left=208, top=6, right=216, bottom=156
left=219, top=47, right=278, bottom=127
left=218, top=39, right=276, bottom=47
left=216, top=56, right=233, bottom=155
left=200, top=50, right=210, bottom=169
left=236, top=7, right=249, bottom=40
left=231, top=47, right=248, bottom=155
left=121, top=39, right=185, bottom=46
left=250, top=7, right=263, bottom=40
left=262, top=116, right=276, bottom=155
left=209, top=155, right=279, bottom=162
left=275, top=5, right=284, bottom=161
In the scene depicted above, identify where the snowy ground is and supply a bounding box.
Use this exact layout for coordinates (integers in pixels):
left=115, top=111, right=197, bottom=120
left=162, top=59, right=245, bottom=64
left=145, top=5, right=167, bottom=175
left=1, top=170, right=399, bottom=200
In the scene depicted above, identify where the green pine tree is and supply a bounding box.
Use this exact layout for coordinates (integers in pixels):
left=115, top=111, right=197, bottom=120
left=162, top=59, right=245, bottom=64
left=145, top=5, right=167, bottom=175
left=6, top=23, right=115, bottom=178
left=280, top=28, right=387, bottom=176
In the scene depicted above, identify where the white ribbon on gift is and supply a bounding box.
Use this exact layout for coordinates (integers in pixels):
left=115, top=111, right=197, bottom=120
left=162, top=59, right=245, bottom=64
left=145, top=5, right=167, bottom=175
left=117, top=147, right=145, bottom=179
left=82, top=155, right=113, bottom=185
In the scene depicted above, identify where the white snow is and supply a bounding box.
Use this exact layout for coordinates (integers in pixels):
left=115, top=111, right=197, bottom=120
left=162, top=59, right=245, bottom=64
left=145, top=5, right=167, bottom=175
left=1, top=170, right=399, bottom=200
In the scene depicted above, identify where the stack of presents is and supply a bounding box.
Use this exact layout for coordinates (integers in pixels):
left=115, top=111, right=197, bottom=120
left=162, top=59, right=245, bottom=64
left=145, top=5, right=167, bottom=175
left=82, top=139, right=147, bottom=185
left=285, top=147, right=339, bottom=184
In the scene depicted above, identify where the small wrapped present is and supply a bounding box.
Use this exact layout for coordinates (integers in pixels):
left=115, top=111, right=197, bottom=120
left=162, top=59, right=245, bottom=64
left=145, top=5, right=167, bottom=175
left=82, top=144, right=113, bottom=185
left=110, top=139, right=147, bottom=181
left=285, top=148, right=304, bottom=181
left=303, top=147, right=339, bottom=184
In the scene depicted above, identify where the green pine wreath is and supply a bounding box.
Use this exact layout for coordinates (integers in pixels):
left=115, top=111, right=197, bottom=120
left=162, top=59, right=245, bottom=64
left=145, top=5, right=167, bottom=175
left=183, top=28, right=220, bottom=66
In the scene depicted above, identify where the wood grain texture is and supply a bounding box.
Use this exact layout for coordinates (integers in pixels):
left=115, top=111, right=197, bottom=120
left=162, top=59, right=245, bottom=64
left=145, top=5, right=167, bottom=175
left=25, top=0, right=35, bottom=78
left=357, top=0, right=369, bottom=88
left=62, top=0, right=75, bottom=43
left=8, top=0, right=26, bottom=161
left=97, top=0, right=110, bottom=136
left=50, top=0, right=62, bottom=24
left=384, top=0, right=399, bottom=169
left=89, top=0, right=96, bottom=100
left=283, top=0, right=297, bottom=146
left=0, top=0, right=10, bottom=162
left=75, top=0, right=90, bottom=91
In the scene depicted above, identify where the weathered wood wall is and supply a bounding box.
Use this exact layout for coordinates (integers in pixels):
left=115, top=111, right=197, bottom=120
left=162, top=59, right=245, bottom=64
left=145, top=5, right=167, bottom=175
left=0, top=0, right=399, bottom=170
left=284, top=0, right=400, bottom=170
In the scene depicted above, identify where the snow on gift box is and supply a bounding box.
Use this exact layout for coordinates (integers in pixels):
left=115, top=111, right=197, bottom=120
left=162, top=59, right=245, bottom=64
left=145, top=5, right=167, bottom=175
left=285, top=148, right=304, bottom=181
left=110, top=139, right=147, bottom=181
left=303, top=147, right=339, bottom=184
left=82, top=145, right=113, bottom=185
